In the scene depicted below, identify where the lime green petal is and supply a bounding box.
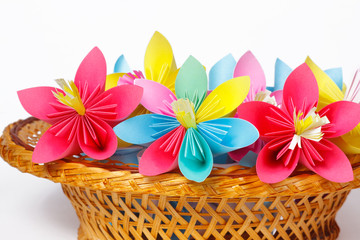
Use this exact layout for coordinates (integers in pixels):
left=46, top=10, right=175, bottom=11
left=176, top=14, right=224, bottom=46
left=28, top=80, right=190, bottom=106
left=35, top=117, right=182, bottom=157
left=175, top=56, right=208, bottom=111
left=105, top=73, right=125, bottom=90
left=196, top=76, right=250, bottom=123
left=144, top=31, right=177, bottom=85
left=305, top=57, right=344, bottom=110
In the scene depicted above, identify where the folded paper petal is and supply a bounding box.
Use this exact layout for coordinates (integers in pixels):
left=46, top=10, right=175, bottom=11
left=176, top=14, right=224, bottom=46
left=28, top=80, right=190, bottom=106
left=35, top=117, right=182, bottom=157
left=77, top=117, right=118, bottom=160
left=197, top=118, right=259, bottom=154
left=144, top=31, right=177, bottom=84
left=105, top=73, right=126, bottom=90
left=139, top=126, right=185, bottom=176
left=175, top=56, right=207, bottom=111
left=161, top=68, right=179, bottom=94
left=114, top=54, right=131, bottom=73
left=114, top=114, right=180, bottom=144
left=209, top=54, right=236, bottom=90
left=234, top=51, right=266, bottom=101
left=97, top=85, right=143, bottom=125
left=300, top=139, right=353, bottom=182
left=274, top=58, right=292, bottom=91
left=135, top=79, right=176, bottom=117
left=32, top=126, right=81, bottom=163
left=75, top=47, right=106, bottom=93
left=196, top=77, right=250, bottom=122
left=271, top=90, right=283, bottom=106
left=229, top=139, right=264, bottom=162
left=18, top=86, right=64, bottom=124
left=324, top=68, right=343, bottom=91
left=282, top=63, right=319, bottom=116
left=331, top=135, right=360, bottom=154
left=305, top=57, right=344, bottom=110
left=319, top=101, right=360, bottom=138
left=256, top=139, right=300, bottom=183
left=237, top=101, right=293, bottom=141
left=178, top=128, right=213, bottom=182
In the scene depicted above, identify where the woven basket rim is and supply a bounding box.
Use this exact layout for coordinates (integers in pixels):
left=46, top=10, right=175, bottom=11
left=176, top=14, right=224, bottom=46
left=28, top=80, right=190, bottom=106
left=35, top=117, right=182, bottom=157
left=2, top=117, right=360, bottom=198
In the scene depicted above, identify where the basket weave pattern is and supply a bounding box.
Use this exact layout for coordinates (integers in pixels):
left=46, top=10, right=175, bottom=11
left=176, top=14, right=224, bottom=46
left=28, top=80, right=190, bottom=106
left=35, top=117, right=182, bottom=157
left=2, top=118, right=360, bottom=239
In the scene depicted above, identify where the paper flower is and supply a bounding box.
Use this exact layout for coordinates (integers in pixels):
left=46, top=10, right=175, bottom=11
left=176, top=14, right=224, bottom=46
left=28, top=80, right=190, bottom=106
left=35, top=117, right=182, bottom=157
left=305, top=57, right=360, bottom=154
left=106, top=31, right=178, bottom=93
left=209, top=51, right=282, bottom=162
left=18, top=47, right=143, bottom=163
left=115, top=56, right=259, bottom=182
left=237, top=63, right=360, bottom=183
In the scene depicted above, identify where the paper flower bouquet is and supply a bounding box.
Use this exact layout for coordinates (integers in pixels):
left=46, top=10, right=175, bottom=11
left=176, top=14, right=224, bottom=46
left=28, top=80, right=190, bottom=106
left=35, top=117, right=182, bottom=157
left=2, top=31, right=360, bottom=240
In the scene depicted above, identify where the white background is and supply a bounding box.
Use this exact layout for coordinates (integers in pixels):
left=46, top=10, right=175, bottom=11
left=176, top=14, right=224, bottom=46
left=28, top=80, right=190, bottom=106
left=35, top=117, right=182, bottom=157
left=1, top=0, right=360, bottom=239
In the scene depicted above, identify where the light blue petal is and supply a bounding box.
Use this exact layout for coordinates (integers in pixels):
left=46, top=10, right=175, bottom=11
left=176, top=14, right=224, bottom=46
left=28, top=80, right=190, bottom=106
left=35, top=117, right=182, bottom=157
left=175, top=56, right=207, bottom=111
left=197, top=118, right=259, bottom=154
left=114, top=54, right=131, bottom=73
left=266, top=86, right=275, bottom=92
left=274, top=58, right=292, bottom=91
left=209, top=54, right=236, bottom=90
left=325, top=67, right=343, bottom=90
left=178, top=128, right=213, bottom=182
left=114, top=114, right=179, bottom=144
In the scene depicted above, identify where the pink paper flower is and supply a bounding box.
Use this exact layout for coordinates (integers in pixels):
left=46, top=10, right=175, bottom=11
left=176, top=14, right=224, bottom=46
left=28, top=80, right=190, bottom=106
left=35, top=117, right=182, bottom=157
left=237, top=63, right=360, bottom=183
left=228, top=51, right=282, bottom=162
left=18, top=47, right=143, bottom=163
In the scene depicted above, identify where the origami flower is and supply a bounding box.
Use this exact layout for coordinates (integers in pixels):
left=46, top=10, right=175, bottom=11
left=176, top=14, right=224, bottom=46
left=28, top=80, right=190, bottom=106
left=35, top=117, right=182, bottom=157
left=18, top=47, right=143, bottom=163
left=106, top=31, right=178, bottom=93
left=209, top=51, right=282, bottom=162
left=305, top=57, right=360, bottom=154
left=237, top=63, right=360, bottom=183
left=115, top=56, right=259, bottom=182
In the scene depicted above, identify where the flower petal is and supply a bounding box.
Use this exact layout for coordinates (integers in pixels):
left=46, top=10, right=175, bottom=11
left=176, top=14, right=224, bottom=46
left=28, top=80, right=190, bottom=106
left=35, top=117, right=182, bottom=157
left=331, top=135, right=360, bottom=154
left=114, top=114, right=180, bottom=144
left=175, top=56, right=208, bottom=111
left=209, top=54, right=236, bottom=90
left=18, top=86, right=63, bottom=124
left=114, top=54, right=131, bottom=73
left=300, top=139, right=353, bottom=182
left=271, top=90, right=283, bottom=106
left=234, top=51, right=266, bottom=101
left=229, top=139, right=264, bottom=162
left=197, top=118, right=259, bottom=154
left=95, top=85, right=143, bottom=126
left=105, top=73, right=126, bottom=90
left=282, top=63, right=319, bottom=116
left=319, top=101, right=360, bottom=138
left=179, top=128, right=213, bottom=182
left=144, top=31, right=177, bottom=84
left=135, top=79, right=176, bottom=117
left=196, top=77, right=250, bottom=122
left=237, top=101, right=293, bottom=141
left=139, top=126, right=186, bottom=176
left=75, top=47, right=106, bottom=93
left=274, top=58, right=292, bottom=91
left=256, top=139, right=300, bottom=183
left=32, top=127, right=80, bottom=163
left=77, top=117, right=118, bottom=160
left=324, top=67, right=343, bottom=91
left=305, top=57, right=344, bottom=110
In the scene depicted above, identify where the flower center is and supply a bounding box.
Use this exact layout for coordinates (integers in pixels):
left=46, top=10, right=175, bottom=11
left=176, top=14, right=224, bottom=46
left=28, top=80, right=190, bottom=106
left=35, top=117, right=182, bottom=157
left=53, top=79, right=86, bottom=115
left=171, top=98, right=197, bottom=129
left=289, top=107, right=329, bottom=150
left=254, top=90, right=277, bottom=106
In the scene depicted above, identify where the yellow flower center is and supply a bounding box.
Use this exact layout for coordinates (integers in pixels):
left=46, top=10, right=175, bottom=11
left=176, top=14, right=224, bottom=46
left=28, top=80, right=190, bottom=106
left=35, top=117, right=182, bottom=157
left=289, top=107, right=330, bottom=150
left=53, top=79, right=86, bottom=115
left=171, top=99, right=197, bottom=129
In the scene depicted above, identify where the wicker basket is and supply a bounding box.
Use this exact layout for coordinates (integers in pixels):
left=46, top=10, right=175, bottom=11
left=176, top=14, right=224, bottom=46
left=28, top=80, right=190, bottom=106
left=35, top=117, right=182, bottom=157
left=2, top=118, right=360, bottom=240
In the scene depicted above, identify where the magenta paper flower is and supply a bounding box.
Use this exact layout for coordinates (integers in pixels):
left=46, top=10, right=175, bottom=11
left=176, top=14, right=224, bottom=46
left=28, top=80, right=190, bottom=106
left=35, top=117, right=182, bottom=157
left=18, top=47, right=143, bottom=163
left=237, top=63, right=360, bottom=183
left=227, top=51, right=282, bottom=162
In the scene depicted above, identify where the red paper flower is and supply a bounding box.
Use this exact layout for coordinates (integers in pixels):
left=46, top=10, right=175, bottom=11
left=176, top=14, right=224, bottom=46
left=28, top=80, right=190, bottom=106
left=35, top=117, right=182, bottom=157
left=237, top=63, right=360, bottom=183
left=18, top=47, right=143, bottom=163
